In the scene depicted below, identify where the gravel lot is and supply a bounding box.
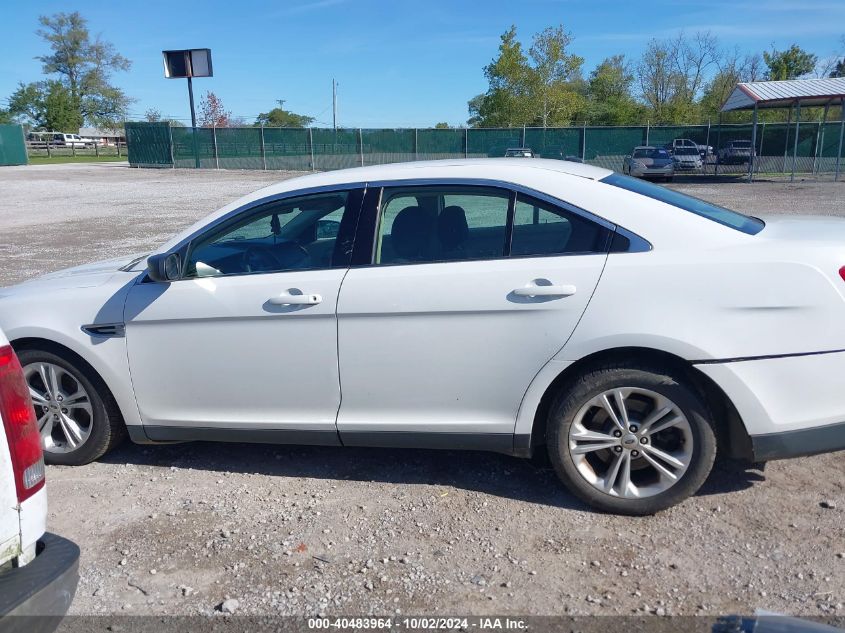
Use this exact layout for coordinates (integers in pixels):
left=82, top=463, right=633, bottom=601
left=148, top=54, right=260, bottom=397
left=1, top=163, right=844, bottom=619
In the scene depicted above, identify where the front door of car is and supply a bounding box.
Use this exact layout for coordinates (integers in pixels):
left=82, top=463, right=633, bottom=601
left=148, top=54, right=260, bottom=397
left=335, top=184, right=612, bottom=444
left=123, top=189, right=363, bottom=442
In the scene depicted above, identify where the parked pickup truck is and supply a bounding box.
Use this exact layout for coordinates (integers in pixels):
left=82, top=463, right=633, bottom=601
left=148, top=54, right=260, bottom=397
left=718, top=140, right=755, bottom=165
left=664, top=138, right=714, bottom=160
left=0, top=330, right=78, bottom=632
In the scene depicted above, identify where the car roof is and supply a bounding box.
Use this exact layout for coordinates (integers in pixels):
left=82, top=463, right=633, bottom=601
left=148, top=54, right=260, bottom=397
left=259, top=158, right=612, bottom=193
left=633, top=146, right=659, bottom=150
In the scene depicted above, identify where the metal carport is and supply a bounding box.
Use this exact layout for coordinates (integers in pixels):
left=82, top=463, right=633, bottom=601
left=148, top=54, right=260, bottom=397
left=720, top=77, right=845, bottom=182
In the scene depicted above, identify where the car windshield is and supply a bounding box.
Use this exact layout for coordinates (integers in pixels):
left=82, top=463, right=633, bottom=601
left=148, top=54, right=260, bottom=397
left=632, top=148, right=669, bottom=159
left=601, top=173, right=765, bottom=235
left=675, top=148, right=698, bottom=155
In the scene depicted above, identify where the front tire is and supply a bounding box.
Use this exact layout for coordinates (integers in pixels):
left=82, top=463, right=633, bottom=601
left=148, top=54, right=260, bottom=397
left=17, top=348, right=125, bottom=466
left=546, top=363, right=717, bottom=515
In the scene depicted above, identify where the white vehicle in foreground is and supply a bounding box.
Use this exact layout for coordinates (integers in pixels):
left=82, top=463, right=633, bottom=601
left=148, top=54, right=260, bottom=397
left=1, top=159, right=844, bottom=514
left=0, top=329, right=78, bottom=626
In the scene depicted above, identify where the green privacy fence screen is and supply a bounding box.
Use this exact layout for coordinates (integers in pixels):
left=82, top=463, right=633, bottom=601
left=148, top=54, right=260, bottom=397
left=126, top=121, right=845, bottom=175
left=0, top=124, right=28, bottom=166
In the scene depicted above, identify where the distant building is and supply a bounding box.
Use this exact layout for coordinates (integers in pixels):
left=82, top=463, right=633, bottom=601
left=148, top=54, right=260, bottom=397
left=78, top=127, right=126, bottom=146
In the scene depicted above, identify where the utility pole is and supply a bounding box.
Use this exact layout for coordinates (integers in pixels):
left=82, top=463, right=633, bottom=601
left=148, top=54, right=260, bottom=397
left=276, top=99, right=286, bottom=110
left=332, top=79, right=338, bottom=131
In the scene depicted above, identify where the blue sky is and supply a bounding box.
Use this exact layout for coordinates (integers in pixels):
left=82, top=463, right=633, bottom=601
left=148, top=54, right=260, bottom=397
left=1, top=0, right=843, bottom=127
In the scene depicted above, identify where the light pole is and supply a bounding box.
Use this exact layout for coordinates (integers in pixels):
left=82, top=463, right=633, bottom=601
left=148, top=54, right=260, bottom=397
left=163, top=49, right=213, bottom=168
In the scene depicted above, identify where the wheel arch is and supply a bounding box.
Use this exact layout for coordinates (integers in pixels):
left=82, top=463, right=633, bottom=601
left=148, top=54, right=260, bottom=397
left=11, top=336, right=128, bottom=430
left=524, top=346, right=753, bottom=460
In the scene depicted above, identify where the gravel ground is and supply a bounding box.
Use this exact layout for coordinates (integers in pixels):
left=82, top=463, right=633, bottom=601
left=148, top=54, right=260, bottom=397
left=0, top=163, right=843, bottom=618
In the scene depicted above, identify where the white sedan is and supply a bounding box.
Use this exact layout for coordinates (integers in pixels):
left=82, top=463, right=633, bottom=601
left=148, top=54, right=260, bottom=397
left=1, top=159, right=844, bottom=515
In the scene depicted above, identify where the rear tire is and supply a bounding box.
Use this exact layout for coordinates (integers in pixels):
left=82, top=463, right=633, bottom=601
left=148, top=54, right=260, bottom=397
left=546, top=363, right=717, bottom=515
left=17, top=348, right=125, bottom=466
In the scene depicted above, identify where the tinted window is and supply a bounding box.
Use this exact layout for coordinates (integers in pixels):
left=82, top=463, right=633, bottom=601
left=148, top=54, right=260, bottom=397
left=633, top=148, right=670, bottom=159
left=511, top=194, right=611, bottom=257
left=376, top=187, right=509, bottom=265
left=601, top=173, right=764, bottom=235
left=185, top=191, right=355, bottom=277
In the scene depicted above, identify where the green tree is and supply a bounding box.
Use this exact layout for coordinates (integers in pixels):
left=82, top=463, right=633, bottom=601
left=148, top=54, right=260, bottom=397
left=35, top=11, right=132, bottom=127
left=8, top=80, right=83, bottom=131
left=0, top=109, right=13, bottom=125
left=699, top=52, right=763, bottom=121
left=144, top=108, right=162, bottom=122
left=763, top=44, right=817, bottom=80
left=467, top=25, right=585, bottom=127
left=469, top=26, right=532, bottom=126
left=830, top=58, right=845, bottom=78
left=586, top=55, right=642, bottom=124
left=434, top=122, right=451, bottom=129
left=527, top=26, right=585, bottom=127
left=635, top=32, right=718, bottom=124
left=255, top=107, right=314, bottom=127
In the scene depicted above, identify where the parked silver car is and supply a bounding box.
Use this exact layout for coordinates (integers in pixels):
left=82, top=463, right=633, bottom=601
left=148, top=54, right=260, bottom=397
left=672, top=146, right=703, bottom=171
left=622, top=146, right=674, bottom=181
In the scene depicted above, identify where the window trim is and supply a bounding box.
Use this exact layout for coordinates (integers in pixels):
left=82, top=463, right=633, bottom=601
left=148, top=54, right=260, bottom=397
left=359, top=178, right=626, bottom=268
left=158, top=182, right=368, bottom=257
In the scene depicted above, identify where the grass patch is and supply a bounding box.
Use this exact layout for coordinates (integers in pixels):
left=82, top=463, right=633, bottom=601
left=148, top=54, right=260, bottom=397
left=27, top=154, right=127, bottom=164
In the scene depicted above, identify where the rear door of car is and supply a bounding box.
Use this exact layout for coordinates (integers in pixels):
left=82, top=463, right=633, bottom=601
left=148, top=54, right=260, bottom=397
left=335, top=181, right=613, bottom=447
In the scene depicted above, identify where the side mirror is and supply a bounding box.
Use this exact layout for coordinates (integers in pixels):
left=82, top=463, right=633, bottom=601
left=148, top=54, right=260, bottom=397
left=147, top=252, right=182, bottom=282
left=316, top=219, right=341, bottom=240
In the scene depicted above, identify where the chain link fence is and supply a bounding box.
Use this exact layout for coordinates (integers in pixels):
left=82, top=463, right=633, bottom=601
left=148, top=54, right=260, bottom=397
left=126, top=121, right=845, bottom=177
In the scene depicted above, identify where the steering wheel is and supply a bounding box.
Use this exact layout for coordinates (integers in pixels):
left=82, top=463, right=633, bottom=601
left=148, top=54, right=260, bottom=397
left=241, top=243, right=310, bottom=273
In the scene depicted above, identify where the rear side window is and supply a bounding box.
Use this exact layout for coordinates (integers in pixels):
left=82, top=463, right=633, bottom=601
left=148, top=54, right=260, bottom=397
left=376, top=187, right=509, bottom=265
left=600, top=173, right=764, bottom=235
left=511, top=194, right=611, bottom=257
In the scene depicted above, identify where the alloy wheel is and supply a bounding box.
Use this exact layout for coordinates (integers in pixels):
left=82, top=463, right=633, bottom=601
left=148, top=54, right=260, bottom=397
left=23, top=362, right=93, bottom=453
left=568, top=387, right=693, bottom=499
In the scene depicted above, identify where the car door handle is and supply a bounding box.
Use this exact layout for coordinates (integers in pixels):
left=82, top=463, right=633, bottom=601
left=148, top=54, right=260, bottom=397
left=512, top=284, right=577, bottom=298
left=267, top=291, right=322, bottom=306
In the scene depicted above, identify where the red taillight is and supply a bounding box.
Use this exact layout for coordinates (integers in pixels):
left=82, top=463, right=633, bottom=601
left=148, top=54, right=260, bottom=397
left=840, top=266, right=845, bottom=283
left=0, top=345, right=45, bottom=502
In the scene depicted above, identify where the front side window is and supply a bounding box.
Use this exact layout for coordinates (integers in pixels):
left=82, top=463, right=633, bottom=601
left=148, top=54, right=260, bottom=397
left=185, top=191, right=356, bottom=277
left=511, top=194, right=612, bottom=257
left=375, top=187, right=510, bottom=265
